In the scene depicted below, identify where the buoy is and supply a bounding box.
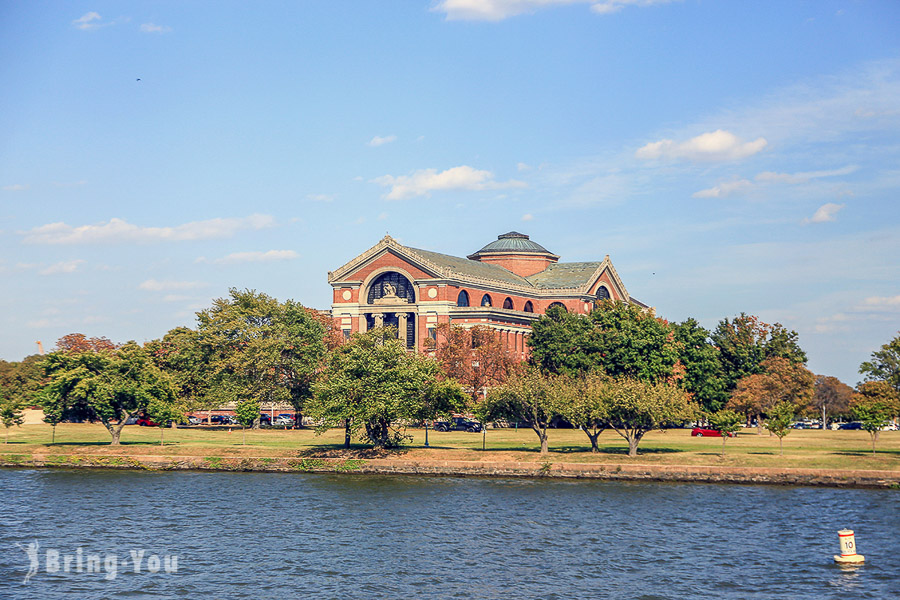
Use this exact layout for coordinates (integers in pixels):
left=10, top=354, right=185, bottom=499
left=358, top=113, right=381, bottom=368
left=834, top=529, right=865, bottom=564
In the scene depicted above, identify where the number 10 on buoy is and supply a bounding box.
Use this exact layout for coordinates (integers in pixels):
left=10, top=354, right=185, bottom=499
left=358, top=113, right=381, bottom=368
left=834, top=529, right=865, bottom=564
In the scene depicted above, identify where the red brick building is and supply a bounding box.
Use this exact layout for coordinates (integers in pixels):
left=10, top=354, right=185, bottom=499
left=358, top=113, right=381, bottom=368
left=327, top=232, right=644, bottom=357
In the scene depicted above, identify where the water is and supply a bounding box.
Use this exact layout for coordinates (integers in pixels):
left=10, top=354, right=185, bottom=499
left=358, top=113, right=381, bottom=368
left=0, top=469, right=897, bottom=599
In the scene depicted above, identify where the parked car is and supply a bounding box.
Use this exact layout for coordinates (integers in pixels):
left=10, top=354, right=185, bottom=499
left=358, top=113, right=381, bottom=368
left=434, top=417, right=483, bottom=433
left=136, top=417, right=159, bottom=427
left=691, top=427, right=735, bottom=438
left=274, top=415, right=295, bottom=426
left=209, top=415, right=233, bottom=425
left=187, top=416, right=203, bottom=426
left=259, top=413, right=272, bottom=426
left=838, top=422, right=863, bottom=430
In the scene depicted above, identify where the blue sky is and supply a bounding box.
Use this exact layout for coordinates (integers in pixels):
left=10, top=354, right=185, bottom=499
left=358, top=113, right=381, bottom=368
left=2, top=1, right=898, bottom=385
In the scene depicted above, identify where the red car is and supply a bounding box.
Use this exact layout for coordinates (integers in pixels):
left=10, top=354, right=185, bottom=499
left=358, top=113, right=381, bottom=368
left=136, top=417, right=159, bottom=427
left=691, top=427, right=735, bottom=437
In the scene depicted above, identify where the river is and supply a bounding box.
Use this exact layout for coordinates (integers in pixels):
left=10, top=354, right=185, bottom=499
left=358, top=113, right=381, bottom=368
left=0, top=469, right=897, bottom=599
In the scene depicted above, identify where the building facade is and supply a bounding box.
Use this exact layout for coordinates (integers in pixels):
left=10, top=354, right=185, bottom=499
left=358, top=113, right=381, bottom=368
left=327, top=232, right=642, bottom=356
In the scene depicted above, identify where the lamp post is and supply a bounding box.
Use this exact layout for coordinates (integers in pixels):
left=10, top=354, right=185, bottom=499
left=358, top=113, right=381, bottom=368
left=424, top=420, right=430, bottom=448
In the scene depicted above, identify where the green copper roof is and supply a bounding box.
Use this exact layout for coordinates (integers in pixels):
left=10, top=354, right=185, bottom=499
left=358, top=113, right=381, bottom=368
left=525, top=261, right=603, bottom=289
left=468, top=232, right=555, bottom=257
left=406, top=247, right=531, bottom=286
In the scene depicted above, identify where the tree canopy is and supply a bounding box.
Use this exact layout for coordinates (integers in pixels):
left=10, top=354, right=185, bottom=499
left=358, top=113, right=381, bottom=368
left=42, top=342, right=177, bottom=445
left=308, top=328, right=465, bottom=448
left=673, top=318, right=728, bottom=412
left=727, top=357, right=814, bottom=432
left=431, top=324, right=518, bottom=403
left=859, top=331, right=900, bottom=395
left=711, top=313, right=806, bottom=391
left=529, top=301, right=681, bottom=383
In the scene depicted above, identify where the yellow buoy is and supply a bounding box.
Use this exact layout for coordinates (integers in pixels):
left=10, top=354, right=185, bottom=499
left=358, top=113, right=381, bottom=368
left=834, top=529, right=865, bottom=564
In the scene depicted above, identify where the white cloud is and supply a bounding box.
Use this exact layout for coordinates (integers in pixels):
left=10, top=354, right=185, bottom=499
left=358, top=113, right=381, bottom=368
left=373, top=165, right=526, bottom=200
left=435, top=0, right=670, bottom=21
left=52, top=180, right=88, bottom=188
left=805, top=202, right=845, bottom=224
left=756, top=165, right=857, bottom=185
left=39, top=260, right=85, bottom=275
left=636, top=130, right=767, bottom=162
left=860, top=295, right=900, bottom=310
left=368, top=135, right=397, bottom=147
left=2, top=184, right=28, bottom=191
left=196, top=250, right=299, bottom=265
left=522, top=213, right=534, bottom=221
left=140, top=23, right=172, bottom=34
left=139, top=279, right=205, bottom=292
left=692, top=179, right=752, bottom=199
left=306, top=193, right=334, bottom=203
left=22, top=214, right=275, bottom=244
left=517, top=162, right=532, bottom=171
left=72, top=12, right=108, bottom=30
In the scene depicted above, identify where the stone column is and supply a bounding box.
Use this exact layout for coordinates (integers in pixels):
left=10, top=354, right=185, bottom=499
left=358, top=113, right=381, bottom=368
left=398, top=313, right=408, bottom=346
left=360, top=313, right=368, bottom=333
left=374, top=313, right=384, bottom=328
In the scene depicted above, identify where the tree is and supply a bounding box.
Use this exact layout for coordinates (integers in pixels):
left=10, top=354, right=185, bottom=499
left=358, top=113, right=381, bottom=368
left=145, top=396, right=184, bottom=446
left=431, top=324, right=518, bottom=403
left=557, top=372, right=613, bottom=453
left=707, top=409, right=743, bottom=457
left=727, top=357, right=814, bottom=434
left=480, top=369, right=559, bottom=454
left=0, top=354, right=46, bottom=408
left=308, top=328, right=464, bottom=448
left=605, top=377, right=698, bottom=457
left=0, top=393, right=25, bottom=443
left=859, top=332, right=900, bottom=396
left=529, top=301, right=681, bottom=383
left=674, top=318, right=728, bottom=412
left=711, top=314, right=806, bottom=392
left=56, top=333, right=116, bottom=353
left=851, top=381, right=900, bottom=455
left=196, top=289, right=327, bottom=428
left=42, top=342, right=177, bottom=445
left=233, top=399, right=261, bottom=445
left=764, top=401, right=795, bottom=456
left=810, top=375, right=853, bottom=428
left=146, top=327, right=217, bottom=423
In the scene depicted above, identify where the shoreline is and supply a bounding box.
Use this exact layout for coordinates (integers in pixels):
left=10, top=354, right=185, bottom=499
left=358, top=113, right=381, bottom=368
left=2, top=452, right=898, bottom=488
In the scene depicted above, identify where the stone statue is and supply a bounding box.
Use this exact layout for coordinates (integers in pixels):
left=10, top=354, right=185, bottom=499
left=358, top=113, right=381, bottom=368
left=383, top=281, right=397, bottom=297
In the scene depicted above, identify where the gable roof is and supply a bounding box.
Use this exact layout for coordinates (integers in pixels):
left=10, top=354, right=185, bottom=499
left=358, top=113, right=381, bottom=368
left=328, top=235, right=631, bottom=300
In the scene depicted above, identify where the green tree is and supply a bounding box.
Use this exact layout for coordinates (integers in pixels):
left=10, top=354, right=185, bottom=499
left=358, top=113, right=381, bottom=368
left=308, top=328, right=464, bottom=448
left=707, top=409, right=743, bottom=457
left=764, top=401, right=795, bottom=456
left=42, top=342, right=177, bottom=445
left=606, top=377, right=698, bottom=457
left=146, top=326, right=217, bottom=423
left=529, top=301, right=681, bottom=383
left=674, top=318, right=728, bottom=412
left=0, top=393, right=25, bottom=443
left=851, top=381, right=900, bottom=455
left=859, top=332, right=900, bottom=395
left=0, top=354, right=46, bottom=408
left=145, top=396, right=184, bottom=446
left=233, top=399, right=261, bottom=445
left=711, top=313, right=806, bottom=392
left=196, top=289, right=327, bottom=427
left=480, top=369, right=559, bottom=454
left=557, top=372, right=612, bottom=453
left=431, top=324, right=518, bottom=403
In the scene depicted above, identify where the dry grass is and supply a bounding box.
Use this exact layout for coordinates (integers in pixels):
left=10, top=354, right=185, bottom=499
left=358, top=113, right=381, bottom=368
left=2, top=422, right=899, bottom=472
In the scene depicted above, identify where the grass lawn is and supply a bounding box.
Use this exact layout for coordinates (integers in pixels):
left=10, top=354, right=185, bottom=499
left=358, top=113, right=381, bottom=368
left=2, top=422, right=899, bottom=472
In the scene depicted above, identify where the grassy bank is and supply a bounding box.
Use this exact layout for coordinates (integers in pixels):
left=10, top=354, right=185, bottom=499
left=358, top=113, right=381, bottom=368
left=1, top=423, right=898, bottom=472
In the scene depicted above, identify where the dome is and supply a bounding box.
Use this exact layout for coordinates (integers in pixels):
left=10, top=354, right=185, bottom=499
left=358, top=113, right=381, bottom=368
left=468, top=232, right=555, bottom=258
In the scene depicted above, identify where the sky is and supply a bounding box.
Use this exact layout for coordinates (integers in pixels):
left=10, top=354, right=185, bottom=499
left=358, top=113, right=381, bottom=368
left=1, top=1, right=899, bottom=385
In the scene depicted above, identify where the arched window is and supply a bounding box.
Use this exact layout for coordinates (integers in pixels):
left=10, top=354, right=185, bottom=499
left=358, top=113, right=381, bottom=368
left=367, top=272, right=415, bottom=304
left=457, top=290, right=469, bottom=307
left=481, top=294, right=492, bottom=307
left=548, top=301, right=567, bottom=312
left=503, top=297, right=513, bottom=310
left=596, top=286, right=610, bottom=301
left=523, top=301, right=534, bottom=313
